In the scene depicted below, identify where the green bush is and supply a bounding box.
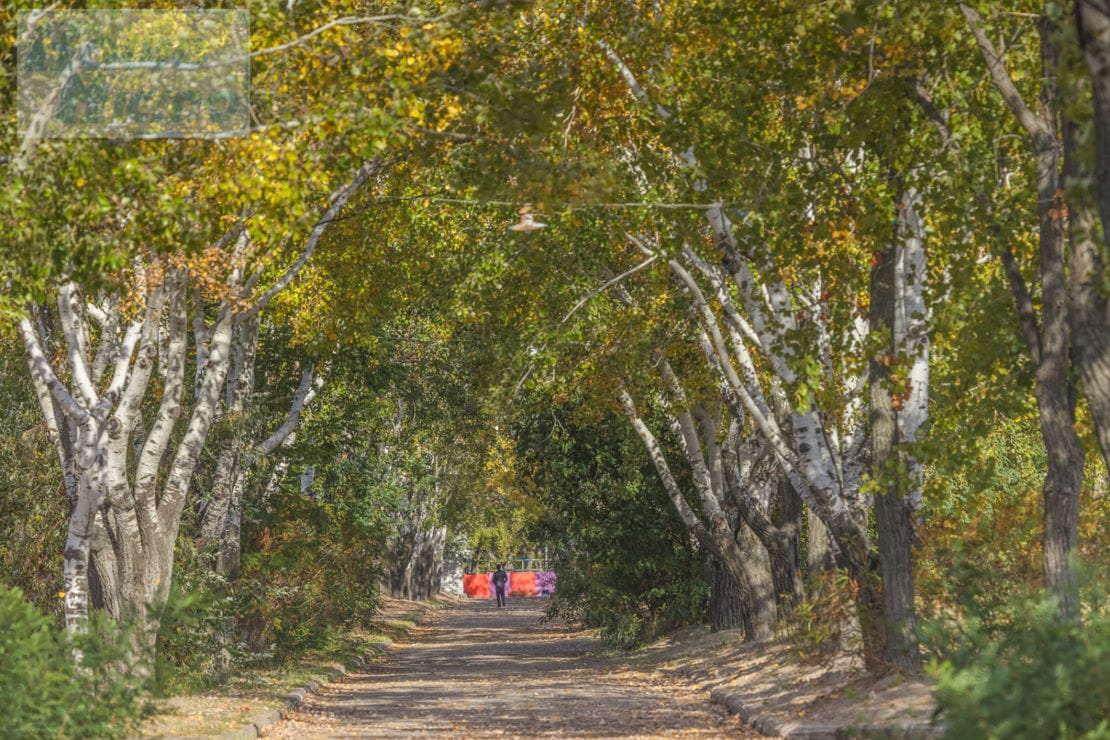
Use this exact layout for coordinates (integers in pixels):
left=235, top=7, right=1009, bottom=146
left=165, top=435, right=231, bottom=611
left=926, top=589, right=1110, bottom=739
left=151, top=560, right=243, bottom=695
left=544, top=556, right=707, bottom=649
left=0, top=585, right=149, bottom=738
left=236, top=488, right=383, bottom=662
left=520, top=398, right=709, bottom=649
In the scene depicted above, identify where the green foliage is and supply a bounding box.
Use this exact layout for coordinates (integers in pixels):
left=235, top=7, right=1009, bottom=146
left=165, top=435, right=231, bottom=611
left=520, top=396, right=707, bottom=648
left=778, top=570, right=859, bottom=665
left=237, top=484, right=384, bottom=661
left=150, top=549, right=243, bottom=695
left=545, top=558, right=708, bottom=650
left=0, top=585, right=150, bottom=739
left=467, top=507, right=534, bottom=567
left=925, top=579, right=1110, bottom=739
left=0, top=344, right=66, bottom=613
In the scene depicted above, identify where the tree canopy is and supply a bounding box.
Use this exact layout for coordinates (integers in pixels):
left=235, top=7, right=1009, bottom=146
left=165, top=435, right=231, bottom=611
left=3, top=1, right=1110, bottom=732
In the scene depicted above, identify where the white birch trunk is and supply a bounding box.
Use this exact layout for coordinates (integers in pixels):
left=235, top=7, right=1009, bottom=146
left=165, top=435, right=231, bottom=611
left=668, top=256, right=872, bottom=574
left=18, top=162, right=376, bottom=643
left=600, top=38, right=875, bottom=580
left=620, top=382, right=776, bottom=640
left=894, top=188, right=929, bottom=516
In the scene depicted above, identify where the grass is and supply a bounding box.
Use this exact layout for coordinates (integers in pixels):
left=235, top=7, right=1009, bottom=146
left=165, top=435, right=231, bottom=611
left=137, top=597, right=458, bottom=739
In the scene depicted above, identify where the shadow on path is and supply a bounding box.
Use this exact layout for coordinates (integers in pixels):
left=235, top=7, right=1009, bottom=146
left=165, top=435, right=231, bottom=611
left=263, top=598, right=756, bottom=738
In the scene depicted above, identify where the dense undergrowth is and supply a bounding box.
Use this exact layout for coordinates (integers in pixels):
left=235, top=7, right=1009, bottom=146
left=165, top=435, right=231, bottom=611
left=922, top=569, right=1110, bottom=739
left=155, top=489, right=386, bottom=695
left=0, top=586, right=151, bottom=739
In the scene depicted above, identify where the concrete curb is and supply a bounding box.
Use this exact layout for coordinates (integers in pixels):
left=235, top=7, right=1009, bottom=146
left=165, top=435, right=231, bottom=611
left=705, top=684, right=943, bottom=739
left=215, top=638, right=395, bottom=739
left=216, top=600, right=459, bottom=740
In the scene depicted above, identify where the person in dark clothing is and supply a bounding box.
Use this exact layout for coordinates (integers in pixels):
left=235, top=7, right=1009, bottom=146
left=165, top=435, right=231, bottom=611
left=492, top=564, right=508, bottom=607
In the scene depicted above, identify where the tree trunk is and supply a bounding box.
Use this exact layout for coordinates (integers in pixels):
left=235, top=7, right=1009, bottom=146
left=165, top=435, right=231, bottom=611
left=620, top=386, right=775, bottom=640
left=735, top=517, right=776, bottom=637
left=769, top=478, right=804, bottom=612
left=1030, top=26, right=1084, bottom=620
left=867, top=185, right=922, bottom=672
left=21, top=268, right=234, bottom=662
left=409, top=526, right=446, bottom=600
left=17, top=164, right=374, bottom=658
left=963, top=3, right=1084, bottom=623
left=731, top=485, right=803, bottom=617
left=1070, top=5, right=1110, bottom=477
left=707, top=555, right=746, bottom=632
left=674, top=254, right=876, bottom=613
left=806, top=506, right=836, bottom=578
left=197, top=313, right=258, bottom=580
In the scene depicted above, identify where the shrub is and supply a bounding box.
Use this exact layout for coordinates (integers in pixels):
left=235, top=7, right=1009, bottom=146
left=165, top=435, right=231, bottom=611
left=778, top=569, right=859, bottom=665
left=0, top=585, right=149, bottom=738
left=543, top=556, right=706, bottom=649
left=152, top=560, right=244, bottom=695
left=236, top=489, right=383, bottom=662
left=925, top=587, right=1110, bottom=739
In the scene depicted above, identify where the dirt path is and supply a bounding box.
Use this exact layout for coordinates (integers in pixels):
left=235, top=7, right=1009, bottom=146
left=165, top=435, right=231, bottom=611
left=263, top=598, right=759, bottom=738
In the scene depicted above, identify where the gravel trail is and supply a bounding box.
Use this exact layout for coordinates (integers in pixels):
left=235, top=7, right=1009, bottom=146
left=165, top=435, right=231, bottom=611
left=262, top=598, right=758, bottom=738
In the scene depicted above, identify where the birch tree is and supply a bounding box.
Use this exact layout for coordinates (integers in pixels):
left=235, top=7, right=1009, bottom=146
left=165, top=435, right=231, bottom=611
left=428, top=0, right=939, bottom=668
left=620, top=359, right=778, bottom=639
left=951, top=2, right=1085, bottom=620
left=196, top=326, right=321, bottom=581
left=19, top=161, right=379, bottom=645
left=4, top=0, right=481, bottom=655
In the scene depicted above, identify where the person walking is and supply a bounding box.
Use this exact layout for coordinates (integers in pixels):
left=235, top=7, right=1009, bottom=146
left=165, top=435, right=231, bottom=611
left=492, top=564, right=508, bottom=607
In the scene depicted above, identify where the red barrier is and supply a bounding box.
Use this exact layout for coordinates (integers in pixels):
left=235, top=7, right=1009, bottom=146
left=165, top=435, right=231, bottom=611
left=463, top=573, right=491, bottom=598
left=509, top=571, right=536, bottom=597
left=463, top=571, right=555, bottom=597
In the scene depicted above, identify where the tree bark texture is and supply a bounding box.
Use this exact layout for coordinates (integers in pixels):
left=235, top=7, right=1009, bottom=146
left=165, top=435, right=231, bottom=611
left=722, top=422, right=803, bottom=614
left=869, top=189, right=921, bottom=672
left=963, top=4, right=1085, bottom=622
left=706, top=555, right=746, bottom=632
left=1073, top=1, right=1110, bottom=480
left=20, top=162, right=379, bottom=646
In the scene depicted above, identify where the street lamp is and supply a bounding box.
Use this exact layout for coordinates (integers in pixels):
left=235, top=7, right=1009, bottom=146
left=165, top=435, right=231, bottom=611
left=509, top=205, right=546, bottom=232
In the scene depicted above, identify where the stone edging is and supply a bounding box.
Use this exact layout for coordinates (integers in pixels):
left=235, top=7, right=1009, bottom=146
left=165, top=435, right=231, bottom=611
left=706, top=685, right=943, bottom=739
left=217, top=638, right=396, bottom=740
left=216, top=599, right=460, bottom=740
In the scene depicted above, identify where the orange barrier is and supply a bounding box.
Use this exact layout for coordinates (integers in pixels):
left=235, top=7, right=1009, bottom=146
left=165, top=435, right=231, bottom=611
left=463, top=573, right=490, bottom=598
left=509, top=571, right=536, bottom=597
left=463, top=571, right=554, bottom=597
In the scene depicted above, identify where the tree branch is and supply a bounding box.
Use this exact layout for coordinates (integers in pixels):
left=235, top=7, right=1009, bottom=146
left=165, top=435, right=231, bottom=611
left=255, top=364, right=319, bottom=456
left=19, top=317, right=89, bottom=423
left=560, top=254, right=658, bottom=325
left=656, top=354, right=724, bottom=519
left=959, top=3, right=1052, bottom=144
left=597, top=39, right=673, bottom=121
left=619, top=385, right=709, bottom=544
left=57, top=283, right=99, bottom=409
left=1000, top=243, right=1043, bottom=366
left=911, top=78, right=960, bottom=154
left=250, top=10, right=464, bottom=59
left=240, top=159, right=382, bottom=320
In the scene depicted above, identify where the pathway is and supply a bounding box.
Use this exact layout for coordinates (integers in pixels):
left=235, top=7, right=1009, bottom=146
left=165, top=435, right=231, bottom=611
left=263, top=598, right=759, bottom=738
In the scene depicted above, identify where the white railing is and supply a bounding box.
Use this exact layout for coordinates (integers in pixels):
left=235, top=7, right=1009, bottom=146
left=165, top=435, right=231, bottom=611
left=468, top=557, right=551, bottom=573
